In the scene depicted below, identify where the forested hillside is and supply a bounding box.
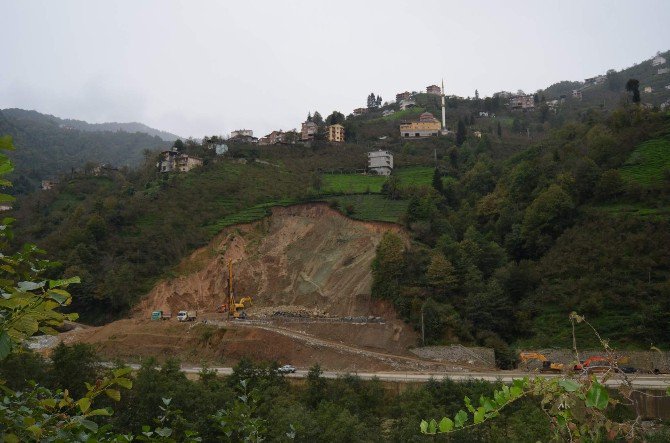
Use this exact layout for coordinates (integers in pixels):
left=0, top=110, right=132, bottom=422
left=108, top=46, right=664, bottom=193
left=0, top=109, right=171, bottom=193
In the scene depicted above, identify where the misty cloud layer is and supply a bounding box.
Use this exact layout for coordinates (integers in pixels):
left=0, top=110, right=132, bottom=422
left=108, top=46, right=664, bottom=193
left=2, top=0, right=669, bottom=138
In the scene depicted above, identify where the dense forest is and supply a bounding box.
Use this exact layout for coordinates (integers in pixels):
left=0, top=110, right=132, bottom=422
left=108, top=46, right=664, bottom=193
left=0, top=109, right=171, bottom=193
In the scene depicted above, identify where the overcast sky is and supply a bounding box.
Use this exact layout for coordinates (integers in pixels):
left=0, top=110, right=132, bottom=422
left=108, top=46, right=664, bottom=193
left=2, top=0, right=669, bottom=138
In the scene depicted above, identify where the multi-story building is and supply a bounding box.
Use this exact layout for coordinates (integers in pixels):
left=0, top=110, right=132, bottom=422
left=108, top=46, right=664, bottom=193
left=367, top=150, right=393, bottom=176
left=395, top=91, right=412, bottom=102
left=399, top=98, right=417, bottom=110
left=509, top=94, right=536, bottom=110
left=572, top=90, right=583, bottom=100
left=326, top=124, right=345, bottom=143
left=584, top=75, right=606, bottom=86
left=644, top=86, right=653, bottom=93
left=231, top=129, right=253, bottom=138
left=652, top=54, right=667, bottom=66
left=352, top=108, right=368, bottom=116
left=399, top=112, right=441, bottom=138
left=426, top=84, right=442, bottom=95
left=259, top=130, right=287, bottom=145
left=301, top=121, right=318, bottom=141
left=157, top=149, right=203, bottom=173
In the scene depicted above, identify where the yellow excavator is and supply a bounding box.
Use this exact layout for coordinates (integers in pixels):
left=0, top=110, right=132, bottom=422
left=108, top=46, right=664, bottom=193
left=519, top=352, right=564, bottom=373
left=218, top=260, right=253, bottom=319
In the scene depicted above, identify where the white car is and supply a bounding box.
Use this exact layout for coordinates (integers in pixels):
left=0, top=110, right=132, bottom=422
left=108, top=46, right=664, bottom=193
left=277, top=364, right=296, bottom=374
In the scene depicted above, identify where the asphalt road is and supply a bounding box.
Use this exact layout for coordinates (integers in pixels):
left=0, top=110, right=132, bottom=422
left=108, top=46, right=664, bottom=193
left=119, top=363, right=670, bottom=390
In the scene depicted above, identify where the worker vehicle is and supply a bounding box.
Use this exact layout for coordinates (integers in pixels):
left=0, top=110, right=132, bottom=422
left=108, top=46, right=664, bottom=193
left=225, top=260, right=253, bottom=319
left=519, top=352, right=564, bottom=372
left=151, top=311, right=172, bottom=321
left=177, top=310, right=197, bottom=322
left=277, top=364, right=296, bottom=374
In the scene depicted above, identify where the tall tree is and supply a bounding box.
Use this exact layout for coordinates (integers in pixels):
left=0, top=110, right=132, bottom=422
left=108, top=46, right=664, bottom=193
left=325, top=111, right=345, bottom=125
left=497, top=121, right=502, bottom=137
left=625, top=78, right=640, bottom=103
left=376, top=95, right=382, bottom=107
left=432, top=168, right=444, bottom=194
left=312, top=111, right=323, bottom=125
left=306, top=112, right=313, bottom=122
left=456, top=119, right=466, bottom=146
left=172, top=139, right=184, bottom=151
left=474, top=89, right=479, bottom=100
left=367, top=93, right=376, bottom=109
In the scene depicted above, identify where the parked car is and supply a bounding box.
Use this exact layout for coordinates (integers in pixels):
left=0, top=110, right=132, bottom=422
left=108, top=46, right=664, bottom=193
left=277, top=364, right=296, bottom=374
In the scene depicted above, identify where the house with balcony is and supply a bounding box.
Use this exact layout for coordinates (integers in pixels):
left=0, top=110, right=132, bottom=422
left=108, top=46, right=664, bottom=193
left=157, top=149, right=203, bottom=173
left=367, top=150, right=393, bottom=176
left=326, top=124, right=345, bottom=143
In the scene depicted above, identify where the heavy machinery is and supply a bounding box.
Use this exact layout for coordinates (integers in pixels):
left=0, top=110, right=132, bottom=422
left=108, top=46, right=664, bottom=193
left=519, top=352, right=565, bottom=372
left=151, top=310, right=172, bottom=321
left=224, top=260, right=253, bottom=319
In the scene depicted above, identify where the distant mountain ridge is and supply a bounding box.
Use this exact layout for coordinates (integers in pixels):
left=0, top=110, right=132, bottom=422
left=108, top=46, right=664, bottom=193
left=1, top=108, right=180, bottom=142
left=0, top=109, right=172, bottom=193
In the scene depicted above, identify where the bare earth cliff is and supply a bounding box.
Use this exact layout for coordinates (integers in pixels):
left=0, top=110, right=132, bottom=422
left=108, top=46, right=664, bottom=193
left=136, top=203, right=404, bottom=318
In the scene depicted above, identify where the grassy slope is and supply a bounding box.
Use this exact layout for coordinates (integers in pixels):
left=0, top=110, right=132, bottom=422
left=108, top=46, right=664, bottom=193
left=619, top=138, right=670, bottom=186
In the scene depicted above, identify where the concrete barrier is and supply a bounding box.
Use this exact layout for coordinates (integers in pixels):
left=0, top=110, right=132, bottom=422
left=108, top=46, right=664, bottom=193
left=526, top=349, right=670, bottom=372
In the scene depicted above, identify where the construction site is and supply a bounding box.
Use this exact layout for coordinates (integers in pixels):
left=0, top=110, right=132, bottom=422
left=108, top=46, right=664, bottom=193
left=50, top=203, right=670, bottom=377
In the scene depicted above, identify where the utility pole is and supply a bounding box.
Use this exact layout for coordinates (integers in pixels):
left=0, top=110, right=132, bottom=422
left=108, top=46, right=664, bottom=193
left=421, top=305, right=425, bottom=346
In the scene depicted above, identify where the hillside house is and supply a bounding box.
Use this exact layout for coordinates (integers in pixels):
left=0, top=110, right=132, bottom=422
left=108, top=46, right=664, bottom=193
left=367, top=150, right=393, bottom=176
left=572, top=90, right=583, bottom=100
left=584, top=75, right=606, bottom=86
left=396, top=91, right=412, bottom=102
left=157, top=149, right=203, bottom=173
left=399, top=98, right=417, bottom=110
left=473, top=131, right=482, bottom=138
left=399, top=112, right=441, bottom=138
left=259, top=130, right=288, bottom=145
left=658, top=68, right=670, bottom=75
left=41, top=179, right=59, bottom=190
left=666, top=85, right=670, bottom=90
left=92, top=164, right=119, bottom=176
left=214, top=143, right=229, bottom=155
left=326, top=124, right=345, bottom=143
left=426, top=84, right=442, bottom=95
left=478, top=111, right=490, bottom=117
left=352, top=108, right=368, bottom=116
left=653, top=54, right=667, bottom=66
left=509, top=94, right=535, bottom=110
left=231, top=129, right=253, bottom=138
left=382, top=109, right=395, bottom=117
left=644, top=86, right=653, bottom=93
left=301, top=121, right=318, bottom=141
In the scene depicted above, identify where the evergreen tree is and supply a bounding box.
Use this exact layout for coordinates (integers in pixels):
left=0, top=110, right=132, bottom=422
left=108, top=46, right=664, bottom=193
left=312, top=111, right=323, bottom=125
left=367, top=93, right=376, bottom=109
left=432, top=168, right=444, bottom=194
left=456, top=119, right=466, bottom=146
left=474, top=89, right=479, bottom=100
left=625, top=78, right=640, bottom=103
left=173, top=139, right=184, bottom=151
left=376, top=95, right=382, bottom=107
left=307, top=112, right=312, bottom=122
left=497, top=121, right=502, bottom=137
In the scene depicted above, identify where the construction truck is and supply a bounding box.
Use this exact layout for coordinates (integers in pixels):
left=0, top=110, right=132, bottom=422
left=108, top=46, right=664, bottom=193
left=519, top=352, right=564, bottom=372
left=151, top=310, right=172, bottom=321
left=225, top=260, right=253, bottom=319
left=177, top=310, right=197, bottom=322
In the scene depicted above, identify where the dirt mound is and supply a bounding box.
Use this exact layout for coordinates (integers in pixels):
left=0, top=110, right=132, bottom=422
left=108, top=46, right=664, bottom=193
left=136, top=203, right=404, bottom=318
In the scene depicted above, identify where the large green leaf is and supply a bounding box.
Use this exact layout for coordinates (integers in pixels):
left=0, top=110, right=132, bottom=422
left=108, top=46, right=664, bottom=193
left=559, top=379, right=581, bottom=392
left=585, top=382, right=609, bottom=410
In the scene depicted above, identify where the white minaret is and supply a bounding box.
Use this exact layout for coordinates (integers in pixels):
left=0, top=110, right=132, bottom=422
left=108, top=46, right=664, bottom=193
left=441, top=78, right=446, bottom=131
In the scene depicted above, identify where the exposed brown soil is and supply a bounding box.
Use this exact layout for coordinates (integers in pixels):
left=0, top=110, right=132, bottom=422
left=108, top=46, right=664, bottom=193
left=62, top=319, right=460, bottom=372
left=135, top=203, right=406, bottom=318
